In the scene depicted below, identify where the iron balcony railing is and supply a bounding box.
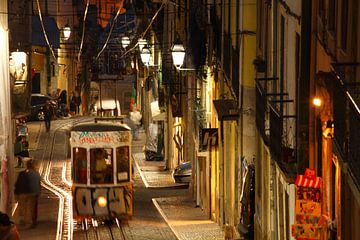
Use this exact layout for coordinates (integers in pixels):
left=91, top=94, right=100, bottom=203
left=332, top=65, right=360, bottom=188
left=256, top=79, right=297, bottom=177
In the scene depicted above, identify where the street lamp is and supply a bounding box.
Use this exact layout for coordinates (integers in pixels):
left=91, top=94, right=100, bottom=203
left=313, top=97, right=322, bottom=107
left=171, top=41, right=185, bottom=69
left=62, top=24, right=71, bottom=41
left=138, top=38, right=147, bottom=52
left=121, top=36, right=130, bottom=48
left=140, top=45, right=151, bottom=66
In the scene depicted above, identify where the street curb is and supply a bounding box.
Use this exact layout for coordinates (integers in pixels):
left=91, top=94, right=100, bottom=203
left=152, top=198, right=182, bottom=240
left=133, top=156, right=150, bottom=188
left=133, top=157, right=189, bottom=189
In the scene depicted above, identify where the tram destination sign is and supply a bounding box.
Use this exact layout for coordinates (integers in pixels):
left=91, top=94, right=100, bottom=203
left=71, top=131, right=130, bottom=146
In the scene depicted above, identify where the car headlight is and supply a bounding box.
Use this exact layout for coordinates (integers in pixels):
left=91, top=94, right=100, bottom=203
left=97, top=196, right=107, bottom=207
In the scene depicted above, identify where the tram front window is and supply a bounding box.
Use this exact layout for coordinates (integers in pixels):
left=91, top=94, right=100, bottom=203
left=73, top=148, right=87, bottom=184
left=90, top=148, right=113, bottom=184
left=116, top=146, right=129, bottom=182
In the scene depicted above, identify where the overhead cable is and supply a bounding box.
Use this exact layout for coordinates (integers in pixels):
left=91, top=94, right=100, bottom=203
left=77, top=0, right=90, bottom=62
left=95, top=0, right=125, bottom=60
left=120, top=1, right=167, bottom=60
left=35, top=0, right=57, bottom=62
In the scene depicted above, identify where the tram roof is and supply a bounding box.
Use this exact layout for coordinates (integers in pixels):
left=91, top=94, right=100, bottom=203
left=71, top=122, right=130, bottom=132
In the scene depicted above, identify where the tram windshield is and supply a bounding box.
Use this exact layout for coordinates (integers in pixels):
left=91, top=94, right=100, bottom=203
left=116, top=146, right=130, bottom=182
left=73, top=148, right=87, bottom=184
left=90, top=148, right=113, bottom=184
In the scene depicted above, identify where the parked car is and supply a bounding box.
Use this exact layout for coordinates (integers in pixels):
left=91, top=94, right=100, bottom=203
left=28, top=94, right=57, bottom=121
left=172, top=161, right=192, bottom=183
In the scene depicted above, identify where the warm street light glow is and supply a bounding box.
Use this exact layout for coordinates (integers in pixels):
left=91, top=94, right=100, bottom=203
left=313, top=97, right=321, bottom=107
left=138, top=38, right=147, bottom=51
left=140, top=45, right=151, bottom=66
left=171, top=42, right=185, bottom=68
left=63, top=24, right=71, bottom=40
left=121, top=36, right=130, bottom=48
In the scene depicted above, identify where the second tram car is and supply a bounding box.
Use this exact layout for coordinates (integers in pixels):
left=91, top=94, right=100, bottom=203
left=70, top=120, right=133, bottom=220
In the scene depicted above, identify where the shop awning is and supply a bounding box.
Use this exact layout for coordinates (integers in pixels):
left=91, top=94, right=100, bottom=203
left=295, top=174, right=322, bottom=188
left=32, top=16, right=60, bottom=48
left=213, top=99, right=240, bottom=121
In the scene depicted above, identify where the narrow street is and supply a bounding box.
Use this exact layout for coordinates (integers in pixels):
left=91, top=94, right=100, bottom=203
left=18, top=117, right=187, bottom=240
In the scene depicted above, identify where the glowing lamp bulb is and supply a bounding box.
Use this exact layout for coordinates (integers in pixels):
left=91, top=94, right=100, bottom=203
left=313, top=98, right=321, bottom=107
left=97, top=196, right=107, bottom=207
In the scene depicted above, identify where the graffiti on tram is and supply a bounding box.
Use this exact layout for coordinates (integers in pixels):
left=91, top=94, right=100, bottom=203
left=72, top=131, right=130, bottom=146
left=73, top=185, right=133, bottom=217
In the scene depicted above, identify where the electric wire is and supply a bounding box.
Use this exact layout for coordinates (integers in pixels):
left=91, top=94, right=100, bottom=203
left=120, top=1, right=167, bottom=60
left=77, top=0, right=90, bottom=62
left=35, top=0, right=57, bottom=62
left=95, top=0, right=125, bottom=60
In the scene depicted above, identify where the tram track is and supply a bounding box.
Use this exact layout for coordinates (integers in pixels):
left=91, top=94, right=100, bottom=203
left=72, top=217, right=128, bottom=240
left=29, top=117, right=131, bottom=240
left=37, top=117, right=92, bottom=240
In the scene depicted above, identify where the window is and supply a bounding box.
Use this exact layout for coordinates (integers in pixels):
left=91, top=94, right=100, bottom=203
left=73, top=148, right=87, bottom=184
left=328, top=0, right=336, bottom=33
left=295, top=33, right=300, bottom=83
left=90, top=148, right=113, bottom=184
left=341, top=0, right=348, bottom=50
left=280, top=16, right=285, bottom=93
left=318, top=0, right=324, bottom=18
left=116, top=146, right=130, bottom=182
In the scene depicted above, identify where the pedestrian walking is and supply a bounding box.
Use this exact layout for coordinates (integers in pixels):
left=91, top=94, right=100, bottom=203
left=14, top=159, right=41, bottom=229
left=44, top=101, right=52, bottom=132
left=14, top=135, right=29, bottom=158
left=58, top=90, right=68, bottom=116
left=69, top=92, right=76, bottom=116
left=129, top=105, right=142, bottom=140
left=74, top=90, right=81, bottom=115
left=0, top=212, right=20, bottom=240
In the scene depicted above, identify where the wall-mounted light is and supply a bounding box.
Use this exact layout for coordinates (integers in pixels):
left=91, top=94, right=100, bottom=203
left=171, top=40, right=185, bottom=69
left=140, top=45, right=151, bottom=66
left=121, top=36, right=130, bottom=48
left=312, top=97, right=322, bottom=107
left=62, top=24, right=71, bottom=41
left=138, top=38, right=147, bottom=52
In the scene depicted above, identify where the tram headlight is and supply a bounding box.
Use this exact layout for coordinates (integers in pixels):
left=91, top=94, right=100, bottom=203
left=97, top=196, right=107, bottom=207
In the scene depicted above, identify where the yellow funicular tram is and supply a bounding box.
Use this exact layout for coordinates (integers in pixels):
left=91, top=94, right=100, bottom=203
left=70, top=118, right=133, bottom=220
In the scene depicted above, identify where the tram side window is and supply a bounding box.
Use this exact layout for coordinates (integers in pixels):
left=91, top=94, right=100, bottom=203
left=90, top=148, right=113, bottom=184
left=116, top=146, right=129, bottom=182
left=73, top=148, right=87, bottom=184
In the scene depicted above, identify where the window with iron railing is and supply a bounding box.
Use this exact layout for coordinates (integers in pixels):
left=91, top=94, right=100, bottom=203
left=223, top=33, right=231, bottom=79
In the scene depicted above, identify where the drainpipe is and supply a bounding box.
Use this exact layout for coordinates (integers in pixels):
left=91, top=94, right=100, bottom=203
left=45, top=0, right=51, bottom=94
left=272, top=1, right=279, bottom=239
left=297, top=0, right=311, bottom=174
left=219, top=0, right=225, bottom=227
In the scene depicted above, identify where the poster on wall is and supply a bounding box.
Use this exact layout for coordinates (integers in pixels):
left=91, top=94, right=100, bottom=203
left=292, top=168, right=322, bottom=240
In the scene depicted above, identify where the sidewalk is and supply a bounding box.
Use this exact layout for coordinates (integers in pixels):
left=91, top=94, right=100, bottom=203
left=132, top=131, right=225, bottom=240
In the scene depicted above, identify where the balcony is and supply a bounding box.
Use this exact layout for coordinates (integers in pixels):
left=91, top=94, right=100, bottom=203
left=256, top=79, right=297, bottom=177
left=331, top=64, right=360, bottom=189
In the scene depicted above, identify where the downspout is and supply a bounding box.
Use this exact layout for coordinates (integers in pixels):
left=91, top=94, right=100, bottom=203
left=272, top=1, right=279, bottom=239
left=219, top=0, right=225, bottom=227
left=297, top=0, right=311, bottom=174
left=45, top=0, right=52, bottom=94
